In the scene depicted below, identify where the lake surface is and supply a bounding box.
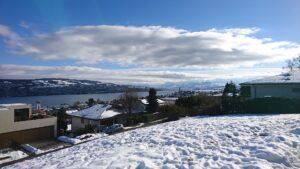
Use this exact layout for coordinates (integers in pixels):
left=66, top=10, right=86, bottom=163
left=0, top=91, right=174, bottom=108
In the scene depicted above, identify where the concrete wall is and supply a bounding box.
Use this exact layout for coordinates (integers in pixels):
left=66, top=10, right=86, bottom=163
left=0, top=104, right=57, bottom=136
left=249, top=84, right=300, bottom=99
left=0, top=126, right=55, bottom=148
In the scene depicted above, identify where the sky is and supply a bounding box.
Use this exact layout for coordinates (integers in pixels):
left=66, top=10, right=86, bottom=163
left=0, top=0, right=300, bottom=87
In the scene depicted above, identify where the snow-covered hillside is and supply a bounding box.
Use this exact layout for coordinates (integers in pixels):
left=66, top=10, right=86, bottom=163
left=0, top=78, right=147, bottom=97
left=6, top=114, right=300, bottom=169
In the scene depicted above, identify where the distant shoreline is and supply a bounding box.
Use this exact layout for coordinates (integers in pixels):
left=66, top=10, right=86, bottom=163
left=0, top=91, right=175, bottom=108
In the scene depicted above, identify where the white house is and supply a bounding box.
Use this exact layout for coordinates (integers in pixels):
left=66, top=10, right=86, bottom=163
left=67, top=104, right=120, bottom=133
left=133, top=98, right=167, bottom=113
left=0, top=103, right=57, bottom=148
left=240, top=71, right=300, bottom=99
left=160, top=97, right=178, bottom=105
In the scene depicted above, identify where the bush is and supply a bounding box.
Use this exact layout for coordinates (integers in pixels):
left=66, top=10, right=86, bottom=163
left=159, top=105, right=184, bottom=121
left=74, top=124, right=95, bottom=136
left=175, top=94, right=221, bottom=116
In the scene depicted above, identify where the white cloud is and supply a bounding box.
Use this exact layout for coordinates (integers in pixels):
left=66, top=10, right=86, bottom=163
left=0, top=25, right=18, bottom=39
left=0, top=64, right=283, bottom=85
left=1, top=25, right=300, bottom=68
left=19, top=21, right=30, bottom=29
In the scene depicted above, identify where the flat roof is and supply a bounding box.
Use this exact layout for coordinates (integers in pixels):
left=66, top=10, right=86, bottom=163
left=0, top=103, right=29, bottom=107
left=0, top=107, right=9, bottom=111
left=240, top=71, right=300, bottom=85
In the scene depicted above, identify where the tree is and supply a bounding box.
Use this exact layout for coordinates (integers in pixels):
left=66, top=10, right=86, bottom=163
left=119, top=89, right=138, bottom=114
left=221, top=82, right=239, bottom=114
left=57, top=108, right=68, bottom=135
left=146, top=88, right=158, bottom=113
left=285, top=55, right=300, bottom=72
left=222, top=81, right=237, bottom=98
left=86, top=98, right=96, bottom=107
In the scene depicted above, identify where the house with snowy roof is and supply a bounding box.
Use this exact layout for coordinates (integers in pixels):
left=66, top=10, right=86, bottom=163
left=240, top=71, right=300, bottom=99
left=67, top=104, right=121, bottom=133
left=140, top=98, right=166, bottom=105
left=133, top=98, right=166, bottom=113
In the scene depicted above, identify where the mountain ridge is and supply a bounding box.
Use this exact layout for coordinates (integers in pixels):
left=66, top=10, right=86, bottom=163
left=0, top=78, right=148, bottom=97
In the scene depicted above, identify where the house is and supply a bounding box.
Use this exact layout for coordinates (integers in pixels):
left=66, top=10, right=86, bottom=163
left=140, top=98, right=166, bottom=105
left=0, top=103, right=57, bottom=148
left=160, top=97, right=178, bottom=105
left=134, top=98, right=166, bottom=113
left=67, top=104, right=120, bottom=133
left=240, top=71, right=300, bottom=99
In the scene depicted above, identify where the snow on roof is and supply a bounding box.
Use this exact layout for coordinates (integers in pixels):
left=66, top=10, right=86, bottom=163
left=140, top=99, right=165, bottom=105
left=0, top=103, right=28, bottom=107
left=241, top=71, right=300, bottom=85
left=66, top=110, right=78, bottom=115
left=0, top=103, right=29, bottom=112
left=0, top=107, right=9, bottom=111
left=101, top=110, right=120, bottom=119
left=68, top=104, right=120, bottom=120
left=160, top=97, right=178, bottom=101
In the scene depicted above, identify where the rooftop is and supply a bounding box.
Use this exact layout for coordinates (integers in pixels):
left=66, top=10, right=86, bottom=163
left=241, top=70, right=300, bottom=85
left=140, top=99, right=165, bottom=105
left=67, top=104, right=120, bottom=120
left=0, top=103, right=29, bottom=108
left=0, top=103, right=28, bottom=112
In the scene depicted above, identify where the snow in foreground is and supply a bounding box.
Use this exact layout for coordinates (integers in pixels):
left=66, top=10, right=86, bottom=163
left=0, top=148, right=28, bottom=165
left=6, top=114, right=300, bottom=169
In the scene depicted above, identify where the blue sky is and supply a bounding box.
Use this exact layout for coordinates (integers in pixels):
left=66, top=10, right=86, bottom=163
left=0, top=0, right=300, bottom=86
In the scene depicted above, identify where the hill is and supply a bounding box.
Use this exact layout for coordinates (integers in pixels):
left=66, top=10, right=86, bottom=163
left=6, top=114, right=300, bottom=168
left=0, top=78, right=148, bottom=97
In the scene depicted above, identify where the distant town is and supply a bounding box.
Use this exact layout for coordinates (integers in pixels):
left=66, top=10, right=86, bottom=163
left=1, top=69, right=300, bottom=167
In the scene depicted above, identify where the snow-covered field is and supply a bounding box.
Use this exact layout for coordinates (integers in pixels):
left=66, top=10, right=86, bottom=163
left=5, top=114, right=300, bottom=169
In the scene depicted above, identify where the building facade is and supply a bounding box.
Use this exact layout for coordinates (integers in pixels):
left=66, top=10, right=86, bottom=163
left=0, top=103, right=57, bottom=148
left=68, top=104, right=120, bottom=133
left=240, top=71, right=300, bottom=99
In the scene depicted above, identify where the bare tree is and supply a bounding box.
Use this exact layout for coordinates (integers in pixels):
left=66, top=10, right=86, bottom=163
left=285, top=55, right=300, bottom=72
left=119, top=89, right=138, bottom=114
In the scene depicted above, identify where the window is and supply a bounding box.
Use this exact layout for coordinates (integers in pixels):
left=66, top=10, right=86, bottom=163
left=14, top=108, right=30, bottom=122
left=81, top=118, right=84, bottom=124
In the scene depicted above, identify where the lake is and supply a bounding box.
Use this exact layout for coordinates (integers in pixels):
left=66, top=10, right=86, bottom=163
left=0, top=91, right=175, bottom=108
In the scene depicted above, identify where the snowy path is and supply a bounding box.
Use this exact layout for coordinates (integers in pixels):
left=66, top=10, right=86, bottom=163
left=5, top=114, right=300, bottom=169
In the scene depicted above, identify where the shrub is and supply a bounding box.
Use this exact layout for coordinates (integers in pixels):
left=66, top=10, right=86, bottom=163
left=175, top=94, right=221, bottom=116
left=159, top=105, right=183, bottom=121
left=74, top=124, right=96, bottom=136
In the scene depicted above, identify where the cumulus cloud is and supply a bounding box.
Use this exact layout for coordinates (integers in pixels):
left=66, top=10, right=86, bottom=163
left=1, top=25, right=300, bottom=68
left=0, top=64, right=283, bottom=85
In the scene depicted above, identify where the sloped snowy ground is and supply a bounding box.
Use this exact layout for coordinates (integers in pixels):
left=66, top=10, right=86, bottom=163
left=5, top=114, right=300, bottom=169
left=0, top=148, right=28, bottom=165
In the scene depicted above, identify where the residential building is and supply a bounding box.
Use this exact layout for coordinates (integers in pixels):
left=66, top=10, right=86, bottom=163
left=160, top=97, right=178, bottom=105
left=240, top=71, right=300, bottom=99
left=67, top=104, right=120, bottom=133
left=0, top=103, right=57, bottom=148
left=134, top=98, right=166, bottom=113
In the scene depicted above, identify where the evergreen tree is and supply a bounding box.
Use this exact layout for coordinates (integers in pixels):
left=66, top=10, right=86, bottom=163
left=221, top=81, right=238, bottom=114
left=57, top=108, right=68, bottom=135
left=86, top=98, right=96, bottom=107
left=222, top=81, right=237, bottom=98
left=146, top=88, right=158, bottom=113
